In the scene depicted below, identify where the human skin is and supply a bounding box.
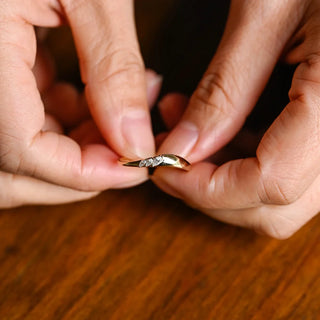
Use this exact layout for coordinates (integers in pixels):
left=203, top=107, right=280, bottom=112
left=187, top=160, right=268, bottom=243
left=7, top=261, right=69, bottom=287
left=153, top=0, right=320, bottom=239
left=0, top=0, right=163, bottom=208
left=0, top=64, right=161, bottom=208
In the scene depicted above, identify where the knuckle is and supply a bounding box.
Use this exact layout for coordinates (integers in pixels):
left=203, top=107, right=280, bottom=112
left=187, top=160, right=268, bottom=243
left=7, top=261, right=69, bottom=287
left=290, top=54, right=320, bottom=102
left=258, top=173, right=300, bottom=205
left=305, top=51, right=320, bottom=67
left=89, top=48, right=144, bottom=86
left=0, top=132, right=26, bottom=174
left=0, top=143, right=17, bottom=172
left=192, top=71, right=236, bottom=118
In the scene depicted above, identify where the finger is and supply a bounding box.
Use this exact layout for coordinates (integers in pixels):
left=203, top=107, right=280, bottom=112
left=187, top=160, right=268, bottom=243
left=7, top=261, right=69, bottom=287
left=0, top=8, right=147, bottom=191
left=155, top=93, right=188, bottom=147
left=0, top=171, right=98, bottom=209
left=43, top=69, right=161, bottom=129
left=33, top=44, right=55, bottom=93
left=61, top=0, right=155, bottom=158
left=157, top=94, right=259, bottom=164
left=155, top=132, right=169, bottom=150
left=155, top=93, right=188, bottom=150
left=158, top=93, right=189, bottom=129
left=69, top=120, right=105, bottom=147
left=283, top=4, right=320, bottom=65
left=145, top=69, right=162, bottom=108
left=42, top=83, right=90, bottom=128
left=13, top=0, right=64, bottom=27
left=42, top=114, right=63, bottom=133
left=159, top=0, right=306, bottom=162
left=35, top=27, right=49, bottom=42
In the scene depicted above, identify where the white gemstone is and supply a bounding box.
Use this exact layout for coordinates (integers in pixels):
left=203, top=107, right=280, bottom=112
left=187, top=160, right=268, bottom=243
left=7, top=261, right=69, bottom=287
left=144, top=158, right=154, bottom=167
left=139, top=159, right=147, bottom=168
left=139, top=158, right=154, bottom=167
left=152, top=156, right=163, bottom=167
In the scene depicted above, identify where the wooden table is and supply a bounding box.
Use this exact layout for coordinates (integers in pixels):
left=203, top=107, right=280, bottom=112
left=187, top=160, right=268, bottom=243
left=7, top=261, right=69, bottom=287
left=0, top=182, right=320, bottom=319
left=1, top=1, right=320, bottom=319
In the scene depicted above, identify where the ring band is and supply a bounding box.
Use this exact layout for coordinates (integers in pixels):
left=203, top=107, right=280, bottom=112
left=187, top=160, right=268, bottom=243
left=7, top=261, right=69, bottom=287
left=119, top=154, right=191, bottom=171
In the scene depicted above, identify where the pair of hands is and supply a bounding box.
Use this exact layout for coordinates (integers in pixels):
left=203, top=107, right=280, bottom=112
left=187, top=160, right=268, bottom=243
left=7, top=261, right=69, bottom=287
left=1, top=0, right=320, bottom=239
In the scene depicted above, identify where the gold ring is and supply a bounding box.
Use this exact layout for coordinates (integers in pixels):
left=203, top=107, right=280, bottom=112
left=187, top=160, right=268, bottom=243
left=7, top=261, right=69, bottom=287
left=119, top=154, right=191, bottom=171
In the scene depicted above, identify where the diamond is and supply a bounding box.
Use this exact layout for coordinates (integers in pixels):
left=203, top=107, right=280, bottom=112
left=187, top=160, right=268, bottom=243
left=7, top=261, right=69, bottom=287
left=139, top=159, right=147, bottom=167
left=145, top=158, right=154, bottom=167
left=139, top=158, right=154, bottom=167
left=152, top=155, right=163, bottom=167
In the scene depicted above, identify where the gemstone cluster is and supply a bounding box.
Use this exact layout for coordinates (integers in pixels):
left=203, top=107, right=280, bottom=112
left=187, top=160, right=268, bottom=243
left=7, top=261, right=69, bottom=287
left=139, top=155, right=164, bottom=168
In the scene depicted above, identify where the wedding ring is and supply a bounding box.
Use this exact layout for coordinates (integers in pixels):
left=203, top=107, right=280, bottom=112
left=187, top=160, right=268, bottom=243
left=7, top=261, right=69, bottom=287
left=119, top=154, right=191, bottom=171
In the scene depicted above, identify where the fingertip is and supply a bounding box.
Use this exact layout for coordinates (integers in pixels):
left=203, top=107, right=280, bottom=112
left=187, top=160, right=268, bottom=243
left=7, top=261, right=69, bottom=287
left=121, top=110, right=155, bottom=158
left=33, top=45, right=55, bottom=93
left=152, top=162, right=217, bottom=204
left=158, top=120, right=199, bottom=161
left=157, top=93, right=203, bottom=161
left=42, top=114, right=63, bottom=133
left=145, top=69, right=163, bottom=108
left=158, top=93, right=189, bottom=129
left=155, top=132, right=168, bottom=149
left=69, top=120, right=105, bottom=146
left=80, top=143, right=149, bottom=190
left=43, top=82, right=90, bottom=128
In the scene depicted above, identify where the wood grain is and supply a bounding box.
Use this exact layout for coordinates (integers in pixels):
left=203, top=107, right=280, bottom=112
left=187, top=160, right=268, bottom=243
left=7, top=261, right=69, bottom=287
left=0, top=182, right=320, bottom=319
left=1, top=1, right=320, bottom=319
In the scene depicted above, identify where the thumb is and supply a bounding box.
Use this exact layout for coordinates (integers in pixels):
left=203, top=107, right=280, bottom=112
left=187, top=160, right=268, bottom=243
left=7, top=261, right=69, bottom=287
left=159, top=0, right=304, bottom=162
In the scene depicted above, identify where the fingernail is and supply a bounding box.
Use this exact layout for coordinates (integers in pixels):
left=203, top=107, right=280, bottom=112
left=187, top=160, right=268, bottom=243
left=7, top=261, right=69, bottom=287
left=159, top=121, right=199, bottom=158
left=146, top=73, right=163, bottom=108
left=121, top=110, right=155, bottom=158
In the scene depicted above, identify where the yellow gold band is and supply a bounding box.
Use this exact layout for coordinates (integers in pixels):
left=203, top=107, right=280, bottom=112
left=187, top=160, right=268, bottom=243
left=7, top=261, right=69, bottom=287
left=119, top=154, right=191, bottom=171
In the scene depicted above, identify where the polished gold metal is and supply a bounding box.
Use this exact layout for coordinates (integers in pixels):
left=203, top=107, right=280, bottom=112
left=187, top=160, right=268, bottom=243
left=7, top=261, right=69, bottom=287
left=119, top=154, right=191, bottom=171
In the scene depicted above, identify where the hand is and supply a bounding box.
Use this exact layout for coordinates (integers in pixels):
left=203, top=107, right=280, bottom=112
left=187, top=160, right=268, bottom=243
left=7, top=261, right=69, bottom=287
left=0, top=53, right=161, bottom=208
left=0, top=0, right=161, bottom=208
left=153, top=0, right=320, bottom=239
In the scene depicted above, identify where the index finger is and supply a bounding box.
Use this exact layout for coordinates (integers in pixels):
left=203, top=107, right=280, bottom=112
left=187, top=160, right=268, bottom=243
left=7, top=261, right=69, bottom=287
left=62, top=0, right=155, bottom=158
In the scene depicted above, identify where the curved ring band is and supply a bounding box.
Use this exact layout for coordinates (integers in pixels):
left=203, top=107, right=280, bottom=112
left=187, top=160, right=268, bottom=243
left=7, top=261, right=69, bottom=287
left=119, top=154, right=191, bottom=171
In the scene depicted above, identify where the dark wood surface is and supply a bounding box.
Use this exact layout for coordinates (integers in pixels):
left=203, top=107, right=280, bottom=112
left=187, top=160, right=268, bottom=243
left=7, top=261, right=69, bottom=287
left=1, top=1, right=320, bottom=319
left=1, top=182, right=320, bottom=319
